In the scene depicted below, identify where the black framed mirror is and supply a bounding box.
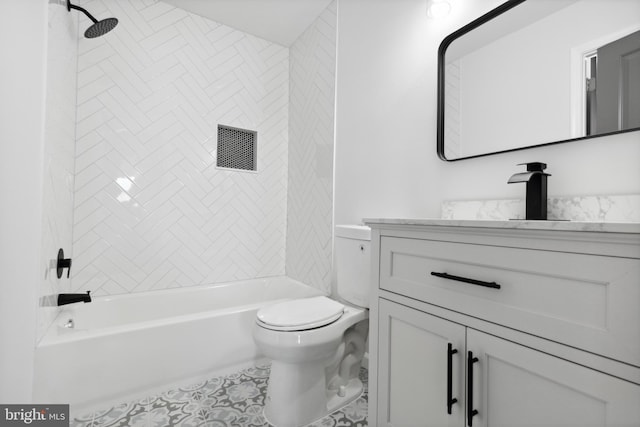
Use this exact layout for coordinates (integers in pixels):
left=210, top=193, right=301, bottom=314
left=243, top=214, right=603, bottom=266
left=437, top=0, right=640, bottom=161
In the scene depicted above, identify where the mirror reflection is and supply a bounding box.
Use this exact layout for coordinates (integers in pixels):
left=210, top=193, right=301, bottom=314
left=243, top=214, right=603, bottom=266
left=438, top=0, right=640, bottom=161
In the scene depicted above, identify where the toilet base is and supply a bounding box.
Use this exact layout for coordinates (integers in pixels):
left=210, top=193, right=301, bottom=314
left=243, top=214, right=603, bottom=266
left=326, top=377, right=363, bottom=415
left=263, top=360, right=363, bottom=427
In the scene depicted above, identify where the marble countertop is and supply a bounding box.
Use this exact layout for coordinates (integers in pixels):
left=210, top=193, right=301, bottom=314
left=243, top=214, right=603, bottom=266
left=363, top=218, right=640, bottom=234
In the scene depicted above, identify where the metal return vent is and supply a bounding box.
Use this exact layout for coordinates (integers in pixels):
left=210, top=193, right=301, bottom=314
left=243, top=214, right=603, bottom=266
left=216, top=125, right=257, bottom=171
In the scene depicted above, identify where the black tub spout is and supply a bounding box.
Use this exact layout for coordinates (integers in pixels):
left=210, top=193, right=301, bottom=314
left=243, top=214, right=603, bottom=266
left=57, top=291, right=91, bottom=306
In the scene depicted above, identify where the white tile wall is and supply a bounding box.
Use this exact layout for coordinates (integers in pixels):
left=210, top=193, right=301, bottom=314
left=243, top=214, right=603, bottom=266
left=71, top=0, right=289, bottom=295
left=286, top=1, right=337, bottom=294
left=38, top=4, right=79, bottom=341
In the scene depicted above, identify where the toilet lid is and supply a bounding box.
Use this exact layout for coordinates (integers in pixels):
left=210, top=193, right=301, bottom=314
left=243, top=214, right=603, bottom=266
left=256, top=296, right=344, bottom=331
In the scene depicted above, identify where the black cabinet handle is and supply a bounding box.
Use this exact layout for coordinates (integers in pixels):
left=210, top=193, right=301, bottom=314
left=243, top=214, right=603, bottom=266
left=467, top=351, right=479, bottom=427
left=447, top=343, right=458, bottom=414
left=431, top=272, right=501, bottom=289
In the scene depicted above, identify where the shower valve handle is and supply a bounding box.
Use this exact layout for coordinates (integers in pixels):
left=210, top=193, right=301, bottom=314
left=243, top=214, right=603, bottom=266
left=57, top=248, right=72, bottom=279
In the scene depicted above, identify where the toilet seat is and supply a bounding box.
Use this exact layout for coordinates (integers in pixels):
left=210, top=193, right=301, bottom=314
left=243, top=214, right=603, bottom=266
left=256, top=296, right=344, bottom=331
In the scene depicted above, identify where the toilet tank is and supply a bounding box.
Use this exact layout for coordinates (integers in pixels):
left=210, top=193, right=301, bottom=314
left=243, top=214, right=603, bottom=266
left=335, top=225, right=371, bottom=308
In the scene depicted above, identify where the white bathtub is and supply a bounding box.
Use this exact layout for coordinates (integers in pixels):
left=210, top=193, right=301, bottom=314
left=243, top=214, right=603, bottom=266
left=33, top=276, right=322, bottom=411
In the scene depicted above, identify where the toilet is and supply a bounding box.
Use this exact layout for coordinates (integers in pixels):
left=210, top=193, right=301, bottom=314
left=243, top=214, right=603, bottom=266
left=253, top=225, right=371, bottom=427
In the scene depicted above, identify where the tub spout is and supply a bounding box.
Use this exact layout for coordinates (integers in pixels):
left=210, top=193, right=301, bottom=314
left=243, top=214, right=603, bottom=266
left=58, top=291, right=91, bottom=306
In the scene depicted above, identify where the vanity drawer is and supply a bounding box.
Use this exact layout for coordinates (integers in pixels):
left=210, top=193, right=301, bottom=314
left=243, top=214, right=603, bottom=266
left=379, top=236, right=640, bottom=367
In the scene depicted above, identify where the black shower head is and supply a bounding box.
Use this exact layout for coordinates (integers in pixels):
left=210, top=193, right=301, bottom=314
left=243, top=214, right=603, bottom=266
left=67, top=0, right=118, bottom=38
left=84, top=17, right=119, bottom=38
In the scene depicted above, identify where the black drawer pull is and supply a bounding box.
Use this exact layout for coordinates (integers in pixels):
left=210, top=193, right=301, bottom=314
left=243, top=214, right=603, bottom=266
left=431, top=272, right=501, bottom=289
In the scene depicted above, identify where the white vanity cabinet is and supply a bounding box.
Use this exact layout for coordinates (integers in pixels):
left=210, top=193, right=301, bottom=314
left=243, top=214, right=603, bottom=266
left=366, top=220, right=640, bottom=427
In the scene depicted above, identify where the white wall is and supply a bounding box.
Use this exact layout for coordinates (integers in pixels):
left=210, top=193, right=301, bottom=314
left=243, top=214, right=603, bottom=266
left=0, top=0, right=48, bottom=403
left=71, top=0, right=290, bottom=295
left=287, top=1, right=337, bottom=294
left=335, top=0, right=444, bottom=224
left=335, top=0, right=640, bottom=225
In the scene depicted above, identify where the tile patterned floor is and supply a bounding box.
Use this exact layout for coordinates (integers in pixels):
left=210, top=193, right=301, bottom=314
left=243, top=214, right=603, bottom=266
left=71, top=362, right=368, bottom=427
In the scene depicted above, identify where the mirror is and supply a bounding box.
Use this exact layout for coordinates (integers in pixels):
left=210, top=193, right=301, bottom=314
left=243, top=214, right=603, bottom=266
left=437, top=0, right=640, bottom=161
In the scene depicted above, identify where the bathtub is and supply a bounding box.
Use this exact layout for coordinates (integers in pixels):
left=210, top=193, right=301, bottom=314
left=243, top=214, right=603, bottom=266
left=33, top=276, right=322, bottom=411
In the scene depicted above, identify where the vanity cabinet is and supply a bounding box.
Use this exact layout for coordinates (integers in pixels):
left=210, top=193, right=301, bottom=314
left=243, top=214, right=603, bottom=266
left=377, top=299, right=640, bottom=427
left=366, top=221, right=640, bottom=427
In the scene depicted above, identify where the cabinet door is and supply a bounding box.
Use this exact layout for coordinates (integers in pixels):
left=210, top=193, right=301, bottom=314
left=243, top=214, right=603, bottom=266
left=467, top=329, right=640, bottom=427
left=377, top=299, right=466, bottom=427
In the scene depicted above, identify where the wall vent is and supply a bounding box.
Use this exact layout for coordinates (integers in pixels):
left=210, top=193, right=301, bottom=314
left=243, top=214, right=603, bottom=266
left=216, top=125, right=257, bottom=171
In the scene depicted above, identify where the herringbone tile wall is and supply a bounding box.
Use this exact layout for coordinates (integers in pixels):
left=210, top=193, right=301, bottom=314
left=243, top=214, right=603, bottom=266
left=71, top=0, right=290, bottom=295
left=286, top=1, right=337, bottom=294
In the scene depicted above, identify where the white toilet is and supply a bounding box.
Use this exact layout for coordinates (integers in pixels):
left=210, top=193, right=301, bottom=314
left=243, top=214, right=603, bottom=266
left=253, top=225, right=371, bottom=427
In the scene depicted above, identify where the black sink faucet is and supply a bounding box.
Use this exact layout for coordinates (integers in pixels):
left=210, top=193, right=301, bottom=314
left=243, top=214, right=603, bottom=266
left=57, top=291, right=91, bottom=306
left=507, top=162, right=551, bottom=220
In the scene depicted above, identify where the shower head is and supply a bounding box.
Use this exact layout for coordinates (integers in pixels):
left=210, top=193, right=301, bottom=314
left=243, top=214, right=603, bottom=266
left=84, top=17, right=118, bottom=38
left=67, top=0, right=118, bottom=38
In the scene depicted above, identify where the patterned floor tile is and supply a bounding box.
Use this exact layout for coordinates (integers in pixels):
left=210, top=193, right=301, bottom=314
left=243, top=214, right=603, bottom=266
left=71, top=363, right=368, bottom=427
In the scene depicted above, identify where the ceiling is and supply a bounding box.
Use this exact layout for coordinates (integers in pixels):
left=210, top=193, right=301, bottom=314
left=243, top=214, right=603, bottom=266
left=160, top=0, right=334, bottom=46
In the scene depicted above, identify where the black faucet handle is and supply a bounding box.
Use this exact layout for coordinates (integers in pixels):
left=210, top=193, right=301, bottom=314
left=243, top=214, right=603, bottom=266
left=57, top=248, right=72, bottom=279
left=517, top=162, right=547, bottom=172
